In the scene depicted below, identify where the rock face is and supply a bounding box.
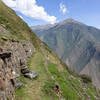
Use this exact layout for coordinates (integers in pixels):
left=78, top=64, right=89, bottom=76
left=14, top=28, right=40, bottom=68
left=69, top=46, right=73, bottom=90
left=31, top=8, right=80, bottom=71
left=32, top=18, right=100, bottom=88
left=21, top=67, right=38, bottom=79
left=23, top=71, right=38, bottom=79
left=0, top=37, right=35, bottom=100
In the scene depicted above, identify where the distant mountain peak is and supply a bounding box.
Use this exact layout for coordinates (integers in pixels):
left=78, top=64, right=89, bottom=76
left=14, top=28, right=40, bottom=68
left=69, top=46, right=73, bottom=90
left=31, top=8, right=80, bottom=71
left=64, top=18, right=75, bottom=22
left=32, top=18, right=85, bottom=31
left=60, top=18, right=85, bottom=25
left=32, top=18, right=100, bottom=89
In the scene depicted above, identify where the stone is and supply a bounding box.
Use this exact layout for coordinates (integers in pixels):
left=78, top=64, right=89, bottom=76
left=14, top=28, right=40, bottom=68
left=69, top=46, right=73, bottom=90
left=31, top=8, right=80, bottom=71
left=55, top=83, right=60, bottom=90
left=1, top=91, right=7, bottom=100
left=21, top=68, right=30, bottom=74
left=0, top=39, right=34, bottom=100
left=15, top=82, right=23, bottom=89
left=10, top=74, right=19, bottom=79
left=24, top=71, right=38, bottom=79
left=1, top=37, right=8, bottom=41
left=0, top=52, right=11, bottom=59
left=61, top=98, right=65, bottom=100
left=0, top=47, right=3, bottom=52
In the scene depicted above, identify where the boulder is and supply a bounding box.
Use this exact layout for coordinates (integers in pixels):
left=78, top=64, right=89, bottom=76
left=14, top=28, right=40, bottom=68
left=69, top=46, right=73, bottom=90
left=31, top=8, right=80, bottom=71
left=21, top=68, right=30, bottom=74
left=0, top=52, right=11, bottom=59
left=24, top=71, right=38, bottom=79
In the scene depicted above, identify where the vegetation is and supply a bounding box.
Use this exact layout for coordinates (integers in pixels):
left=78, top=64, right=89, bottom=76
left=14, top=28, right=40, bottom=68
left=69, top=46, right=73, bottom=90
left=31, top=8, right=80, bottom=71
left=32, top=17, right=100, bottom=88
left=80, top=74, right=92, bottom=83
left=0, top=0, right=99, bottom=100
left=0, top=0, right=41, bottom=48
left=43, top=79, right=55, bottom=95
left=47, top=63, right=99, bottom=100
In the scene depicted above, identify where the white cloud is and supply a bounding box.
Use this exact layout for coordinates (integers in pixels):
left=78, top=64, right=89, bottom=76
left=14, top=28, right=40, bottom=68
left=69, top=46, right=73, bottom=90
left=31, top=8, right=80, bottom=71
left=60, top=3, right=69, bottom=14
left=2, top=0, right=57, bottom=24
left=2, top=0, right=16, bottom=8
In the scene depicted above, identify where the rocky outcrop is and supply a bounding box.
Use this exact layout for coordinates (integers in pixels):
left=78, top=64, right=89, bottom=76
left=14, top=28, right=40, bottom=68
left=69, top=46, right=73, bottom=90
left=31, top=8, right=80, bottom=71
left=0, top=25, right=10, bottom=36
left=21, top=67, right=38, bottom=79
left=0, top=38, right=35, bottom=100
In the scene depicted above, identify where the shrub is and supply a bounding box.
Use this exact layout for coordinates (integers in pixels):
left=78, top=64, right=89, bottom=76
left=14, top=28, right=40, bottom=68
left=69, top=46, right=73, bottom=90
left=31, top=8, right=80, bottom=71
left=43, top=80, right=55, bottom=95
left=80, top=74, right=92, bottom=83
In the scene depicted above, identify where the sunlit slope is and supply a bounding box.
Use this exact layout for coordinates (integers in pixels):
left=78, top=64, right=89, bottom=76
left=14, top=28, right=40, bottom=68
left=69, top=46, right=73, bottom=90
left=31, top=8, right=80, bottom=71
left=32, top=18, right=100, bottom=88
left=0, top=0, right=100, bottom=100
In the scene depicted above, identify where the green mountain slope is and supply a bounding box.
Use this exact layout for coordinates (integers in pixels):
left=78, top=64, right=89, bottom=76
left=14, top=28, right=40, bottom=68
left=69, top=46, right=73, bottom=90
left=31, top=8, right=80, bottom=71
left=0, top=0, right=100, bottom=100
left=32, top=19, right=100, bottom=89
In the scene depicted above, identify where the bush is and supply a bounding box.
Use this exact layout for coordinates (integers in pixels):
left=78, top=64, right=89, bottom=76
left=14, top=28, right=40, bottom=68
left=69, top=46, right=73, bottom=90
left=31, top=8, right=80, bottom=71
left=43, top=80, right=55, bottom=95
left=80, top=74, right=92, bottom=83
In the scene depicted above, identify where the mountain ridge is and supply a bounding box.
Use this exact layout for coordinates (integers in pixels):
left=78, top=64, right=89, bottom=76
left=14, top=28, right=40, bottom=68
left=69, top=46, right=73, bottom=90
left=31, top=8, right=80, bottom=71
left=0, top=0, right=100, bottom=99
left=32, top=18, right=100, bottom=31
left=32, top=18, right=100, bottom=89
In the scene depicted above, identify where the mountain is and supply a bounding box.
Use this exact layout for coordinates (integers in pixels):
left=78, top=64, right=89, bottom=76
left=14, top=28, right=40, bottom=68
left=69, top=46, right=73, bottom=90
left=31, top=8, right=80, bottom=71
left=32, top=18, right=100, bottom=89
left=0, top=0, right=100, bottom=100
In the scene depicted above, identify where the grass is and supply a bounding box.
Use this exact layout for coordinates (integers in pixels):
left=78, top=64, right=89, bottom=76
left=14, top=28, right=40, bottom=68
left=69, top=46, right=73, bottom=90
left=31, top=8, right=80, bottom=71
left=48, top=63, right=80, bottom=100
left=0, top=0, right=99, bottom=100
left=0, top=0, right=41, bottom=48
left=15, top=52, right=59, bottom=100
left=15, top=52, right=45, bottom=100
left=15, top=48, right=99, bottom=100
left=47, top=62, right=99, bottom=100
left=42, top=79, right=58, bottom=98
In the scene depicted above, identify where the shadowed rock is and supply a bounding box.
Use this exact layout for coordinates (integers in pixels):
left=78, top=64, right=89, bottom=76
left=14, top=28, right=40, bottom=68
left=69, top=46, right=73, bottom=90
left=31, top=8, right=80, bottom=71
left=24, top=71, right=38, bottom=79
left=21, top=68, right=30, bottom=74
left=21, top=67, right=38, bottom=79
left=0, top=52, right=11, bottom=59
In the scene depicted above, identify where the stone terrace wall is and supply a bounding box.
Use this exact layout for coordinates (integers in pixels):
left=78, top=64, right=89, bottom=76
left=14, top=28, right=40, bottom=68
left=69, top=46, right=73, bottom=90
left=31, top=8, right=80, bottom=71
left=0, top=38, right=34, bottom=100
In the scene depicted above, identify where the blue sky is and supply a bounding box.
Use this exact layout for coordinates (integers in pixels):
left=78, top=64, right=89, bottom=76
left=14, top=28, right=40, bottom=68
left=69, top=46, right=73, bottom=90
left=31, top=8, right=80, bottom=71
left=2, top=0, right=100, bottom=29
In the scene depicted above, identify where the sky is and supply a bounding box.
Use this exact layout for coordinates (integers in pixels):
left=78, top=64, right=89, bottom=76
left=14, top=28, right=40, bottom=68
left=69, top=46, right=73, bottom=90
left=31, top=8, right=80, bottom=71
left=2, top=0, right=100, bottom=29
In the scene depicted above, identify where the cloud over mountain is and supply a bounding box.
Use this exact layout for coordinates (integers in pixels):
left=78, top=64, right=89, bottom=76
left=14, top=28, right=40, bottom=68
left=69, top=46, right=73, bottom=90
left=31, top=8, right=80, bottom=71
left=2, top=0, right=57, bottom=24
left=60, top=2, right=68, bottom=14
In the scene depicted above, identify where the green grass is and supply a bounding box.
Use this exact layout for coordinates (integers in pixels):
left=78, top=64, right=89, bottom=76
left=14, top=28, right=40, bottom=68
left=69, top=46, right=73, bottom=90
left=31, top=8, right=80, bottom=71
left=47, top=63, right=99, bottom=100
left=15, top=52, right=59, bottom=100
left=0, top=0, right=41, bottom=48
left=42, top=79, right=58, bottom=99
left=86, top=90, right=96, bottom=100
left=15, top=88, right=29, bottom=100
left=15, top=50, right=99, bottom=100
left=0, top=0, right=99, bottom=100
left=48, top=63, right=81, bottom=100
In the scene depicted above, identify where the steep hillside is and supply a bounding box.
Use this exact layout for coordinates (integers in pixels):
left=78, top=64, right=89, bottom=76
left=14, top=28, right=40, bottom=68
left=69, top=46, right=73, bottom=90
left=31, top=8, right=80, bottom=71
left=0, top=0, right=100, bottom=100
left=32, top=18, right=100, bottom=89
